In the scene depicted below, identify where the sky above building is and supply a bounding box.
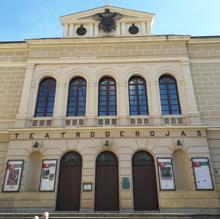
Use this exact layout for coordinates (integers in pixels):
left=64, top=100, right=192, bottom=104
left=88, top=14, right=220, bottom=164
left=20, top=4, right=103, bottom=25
left=0, top=0, right=220, bottom=41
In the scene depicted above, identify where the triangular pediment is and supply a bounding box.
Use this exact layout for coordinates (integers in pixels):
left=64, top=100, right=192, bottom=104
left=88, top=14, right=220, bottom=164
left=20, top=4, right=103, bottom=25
left=60, top=5, right=154, bottom=37
left=61, top=5, right=154, bottom=22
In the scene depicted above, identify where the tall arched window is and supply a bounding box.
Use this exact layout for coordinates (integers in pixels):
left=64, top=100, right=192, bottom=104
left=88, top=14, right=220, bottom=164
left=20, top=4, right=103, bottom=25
left=98, top=77, right=116, bottom=116
left=35, top=77, right=56, bottom=117
left=67, top=77, right=86, bottom=116
left=159, top=75, right=181, bottom=115
left=129, top=76, right=148, bottom=115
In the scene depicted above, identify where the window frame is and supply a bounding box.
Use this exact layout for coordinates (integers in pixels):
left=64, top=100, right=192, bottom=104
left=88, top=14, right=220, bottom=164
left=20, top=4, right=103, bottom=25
left=66, top=77, right=87, bottom=117
left=34, top=77, right=56, bottom=117
left=159, top=75, right=181, bottom=115
left=98, top=77, right=117, bottom=116
left=128, top=76, right=149, bottom=116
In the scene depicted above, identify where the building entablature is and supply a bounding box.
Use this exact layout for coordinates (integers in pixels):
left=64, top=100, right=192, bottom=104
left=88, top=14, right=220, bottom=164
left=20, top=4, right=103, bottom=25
left=9, top=126, right=207, bottom=140
left=25, top=35, right=191, bottom=45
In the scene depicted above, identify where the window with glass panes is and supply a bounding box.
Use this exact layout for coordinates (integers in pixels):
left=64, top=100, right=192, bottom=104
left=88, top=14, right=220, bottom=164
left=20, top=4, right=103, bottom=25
left=159, top=75, right=181, bottom=115
left=67, top=77, right=86, bottom=116
left=129, top=76, right=148, bottom=115
left=35, top=78, right=56, bottom=117
left=98, top=77, right=116, bottom=116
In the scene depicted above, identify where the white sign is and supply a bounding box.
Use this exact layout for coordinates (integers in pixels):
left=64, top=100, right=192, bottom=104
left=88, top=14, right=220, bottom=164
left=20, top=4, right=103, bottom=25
left=40, top=160, right=57, bottom=191
left=3, top=160, right=24, bottom=192
left=192, top=158, right=214, bottom=190
left=157, top=158, right=175, bottom=190
left=83, top=183, right=92, bottom=191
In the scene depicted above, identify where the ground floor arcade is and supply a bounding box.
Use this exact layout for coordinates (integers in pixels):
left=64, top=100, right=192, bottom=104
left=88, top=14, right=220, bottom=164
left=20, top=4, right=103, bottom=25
left=0, top=127, right=219, bottom=211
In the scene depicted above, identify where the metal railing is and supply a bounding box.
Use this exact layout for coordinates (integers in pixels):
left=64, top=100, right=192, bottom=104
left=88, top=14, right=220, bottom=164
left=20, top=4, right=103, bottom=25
left=0, top=197, right=14, bottom=213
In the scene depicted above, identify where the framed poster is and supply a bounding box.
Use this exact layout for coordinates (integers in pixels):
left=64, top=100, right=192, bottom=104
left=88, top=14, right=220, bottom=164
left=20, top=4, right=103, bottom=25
left=122, top=177, right=130, bottom=190
left=39, top=159, right=57, bottom=192
left=3, top=160, right=24, bottom=192
left=192, top=157, right=214, bottom=190
left=157, top=158, right=175, bottom=190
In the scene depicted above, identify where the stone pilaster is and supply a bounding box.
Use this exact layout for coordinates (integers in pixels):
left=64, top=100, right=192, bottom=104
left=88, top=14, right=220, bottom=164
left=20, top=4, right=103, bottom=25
left=53, top=83, right=67, bottom=127
left=118, top=82, right=129, bottom=126
left=149, top=81, right=161, bottom=125
left=15, top=64, right=35, bottom=128
left=86, top=83, right=97, bottom=126
left=181, top=60, right=202, bottom=125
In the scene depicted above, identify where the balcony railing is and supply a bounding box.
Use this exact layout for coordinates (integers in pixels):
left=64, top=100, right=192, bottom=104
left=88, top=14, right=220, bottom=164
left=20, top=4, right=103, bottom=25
left=162, top=115, right=185, bottom=125
left=30, top=115, right=188, bottom=128
left=129, top=116, right=150, bottom=126
left=0, top=197, right=14, bottom=213
left=97, top=117, right=117, bottom=126
left=65, top=117, right=85, bottom=127
left=32, top=117, right=52, bottom=127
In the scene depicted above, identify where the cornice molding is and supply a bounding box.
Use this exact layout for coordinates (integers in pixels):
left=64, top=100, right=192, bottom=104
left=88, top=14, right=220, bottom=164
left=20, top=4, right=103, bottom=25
left=0, top=43, right=27, bottom=49
left=26, top=35, right=191, bottom=46
left=189, top=37, right=220, bottom=44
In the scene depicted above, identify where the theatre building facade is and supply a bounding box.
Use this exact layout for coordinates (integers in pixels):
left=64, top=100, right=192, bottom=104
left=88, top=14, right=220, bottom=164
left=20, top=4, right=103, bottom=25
left=1, top=5, right=220, bottom=212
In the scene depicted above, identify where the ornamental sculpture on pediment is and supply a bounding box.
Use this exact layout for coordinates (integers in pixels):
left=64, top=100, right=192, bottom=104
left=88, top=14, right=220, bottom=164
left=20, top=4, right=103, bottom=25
left=93, top=8, right=122, bottom=33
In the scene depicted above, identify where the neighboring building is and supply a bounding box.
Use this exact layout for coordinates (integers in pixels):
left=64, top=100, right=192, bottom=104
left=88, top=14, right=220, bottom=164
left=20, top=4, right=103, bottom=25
left=0, top=5, right=220, bottom=212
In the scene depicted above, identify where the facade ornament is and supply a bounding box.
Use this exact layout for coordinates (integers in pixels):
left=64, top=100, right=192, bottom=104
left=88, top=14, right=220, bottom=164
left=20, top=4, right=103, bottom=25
left=93, top=8, right=122, bottom=33
left=129, top=24, right=139, bottom=34
left=76, top=24, right=87, bottom=36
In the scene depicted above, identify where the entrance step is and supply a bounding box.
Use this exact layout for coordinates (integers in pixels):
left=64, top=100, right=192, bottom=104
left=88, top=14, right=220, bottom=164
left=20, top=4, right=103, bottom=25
left=0, top=213, right=219, bottom=219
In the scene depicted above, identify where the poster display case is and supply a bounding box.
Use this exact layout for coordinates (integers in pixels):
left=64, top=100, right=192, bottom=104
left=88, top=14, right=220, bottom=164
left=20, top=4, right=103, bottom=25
left=40, top=159, right=57, bottom=191
left=157, top=158, right=175, bottom=190
left=192, top=157, right=214, bottom=190
left=3, top=160, right=24, bottom=192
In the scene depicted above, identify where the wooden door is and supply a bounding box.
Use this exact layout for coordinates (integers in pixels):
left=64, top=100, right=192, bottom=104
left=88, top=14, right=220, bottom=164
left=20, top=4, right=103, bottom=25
left=56, top=152, right=82, bottom=211
left=132, top=151, right=159, bottom=210
left=95, top=151, right=119, bottom=211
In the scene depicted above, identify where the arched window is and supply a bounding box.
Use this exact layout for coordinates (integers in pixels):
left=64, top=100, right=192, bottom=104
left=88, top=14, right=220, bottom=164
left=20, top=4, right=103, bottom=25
left=96, top=151, right=118, bottom=164
left=98, top=77, right=116, bottom=116
left=67, top=77, right=86, bottom=116
left=159, top=75, right=181, bottom=115
left=129, top=76, right=148, bottom=115
left=35, top=77, right=56, bottom=117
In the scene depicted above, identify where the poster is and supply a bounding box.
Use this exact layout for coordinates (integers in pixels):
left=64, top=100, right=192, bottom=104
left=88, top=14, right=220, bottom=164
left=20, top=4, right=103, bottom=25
left=3, top=160, right=24, bottom=192
left=192, top=158, right=214, bottom=190
left=122, top=177, right=130, bottom=189
left=157, top=158, right=175, bottom=190
left=40, top=160, right=57, bottom=191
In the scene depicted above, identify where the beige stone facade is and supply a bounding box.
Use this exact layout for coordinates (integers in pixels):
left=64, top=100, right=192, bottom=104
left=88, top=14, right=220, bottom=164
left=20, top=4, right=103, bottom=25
left=0, top=5, right=220, bottom=212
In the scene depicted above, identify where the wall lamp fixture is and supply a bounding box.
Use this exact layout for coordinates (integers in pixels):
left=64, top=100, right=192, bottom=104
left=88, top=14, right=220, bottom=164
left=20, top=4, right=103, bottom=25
left=104, top=140, right=110, bottom=147
left=177, top=139, right=183, bottom=146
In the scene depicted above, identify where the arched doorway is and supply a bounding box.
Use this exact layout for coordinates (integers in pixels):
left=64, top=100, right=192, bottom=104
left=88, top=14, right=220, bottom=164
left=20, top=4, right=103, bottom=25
left=132, top=151, right=159, bottom=210
left=95, top=151, right=119, bottom=211
left=56, top=152, right=82, bottom=211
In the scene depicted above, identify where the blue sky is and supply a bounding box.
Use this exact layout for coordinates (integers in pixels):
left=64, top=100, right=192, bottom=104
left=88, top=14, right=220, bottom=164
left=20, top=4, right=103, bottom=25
left=0, top=0, right=220, bottom=41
